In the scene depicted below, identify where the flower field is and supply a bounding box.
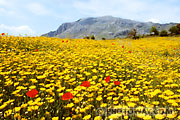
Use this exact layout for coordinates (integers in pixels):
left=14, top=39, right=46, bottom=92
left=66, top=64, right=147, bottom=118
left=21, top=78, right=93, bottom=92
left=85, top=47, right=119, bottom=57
left=1, top=35, right=180, bottom=120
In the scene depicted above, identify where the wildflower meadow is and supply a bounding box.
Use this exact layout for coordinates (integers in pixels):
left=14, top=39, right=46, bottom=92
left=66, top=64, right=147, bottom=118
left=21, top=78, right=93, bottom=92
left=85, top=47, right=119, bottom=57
left=1, top=34, right=180, bottom=120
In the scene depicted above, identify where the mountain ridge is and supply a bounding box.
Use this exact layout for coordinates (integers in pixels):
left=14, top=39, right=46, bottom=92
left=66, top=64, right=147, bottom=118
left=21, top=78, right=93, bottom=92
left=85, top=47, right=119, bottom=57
left=42, top=16, right=177, bottom=39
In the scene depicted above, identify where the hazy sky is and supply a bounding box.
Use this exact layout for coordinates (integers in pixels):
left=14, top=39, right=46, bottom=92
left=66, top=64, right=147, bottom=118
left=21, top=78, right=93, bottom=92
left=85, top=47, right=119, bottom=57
left=0, top=0, right=180, bottom=36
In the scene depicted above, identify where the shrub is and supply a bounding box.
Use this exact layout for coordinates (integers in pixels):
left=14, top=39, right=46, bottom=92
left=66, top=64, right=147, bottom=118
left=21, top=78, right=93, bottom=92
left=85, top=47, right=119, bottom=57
left=128, top=28, right=138, bottom=39
left=176, top=24, right=180, bottom=34
left=90, top=35, right=95, bottom=40
left=83, top=36, right=90, bottom=39
left=169, top=26, right=179, bottom=35
left=150, top=26, right=159, bottom=35
left=160, top=30, right=168, bottom=37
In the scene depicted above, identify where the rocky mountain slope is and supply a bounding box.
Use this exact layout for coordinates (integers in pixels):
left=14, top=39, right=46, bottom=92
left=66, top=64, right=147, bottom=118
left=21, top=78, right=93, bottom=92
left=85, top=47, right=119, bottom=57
left=42, top=16, right=177, bottom=39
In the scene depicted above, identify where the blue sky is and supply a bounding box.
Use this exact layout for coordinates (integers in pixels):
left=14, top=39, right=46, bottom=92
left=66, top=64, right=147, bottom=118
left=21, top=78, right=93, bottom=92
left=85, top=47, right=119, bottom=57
left=0, top=0, right=180, bottom=36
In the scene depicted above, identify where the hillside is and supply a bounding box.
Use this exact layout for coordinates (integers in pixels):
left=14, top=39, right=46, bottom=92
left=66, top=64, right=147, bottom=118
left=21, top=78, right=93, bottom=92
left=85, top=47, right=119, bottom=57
left=42, top=16, right=177, bottom=39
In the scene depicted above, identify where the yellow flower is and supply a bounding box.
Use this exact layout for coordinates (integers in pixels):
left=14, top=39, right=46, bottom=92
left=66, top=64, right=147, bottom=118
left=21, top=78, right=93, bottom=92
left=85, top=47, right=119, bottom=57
left=167, top=112, right=177, bottom=119
left=21, top=104, right=28, bottom=108
left=30, top=79, right=38, bottom=83
left=155, top=114, right=166, bottom=119
left=177, top=89, right=180, bottom=93
left=14, top=113, right=21, bottom=119
left=163, top=90, right=174, bottom=96
left=143, top=115, right=152, bottom=120
left=45, top=111, right=50, bottom=115
left=85, top=72, right=91, bottom=76
left=0, top=94, right=3, bottom=97
left=80, top=108, right=86, bottom=113
left=94, top=116, right=102, bottom=120
left=137, top=113, right=146, bottom=119
left=96, top=96, right=102, bottom=101
left=14, top=107, right=21, bottom=112
left=29, top=85, right=36, bottom=89
left=108, top=114, right=121, bottom=119
left=14, top=82, right=19, bottom=86
left=107, top=96, right=112, bottom=100
left=21, top=118, right=28, bottom=120
left=124, top=115, right=128, bottom=119
left=92, top=69, right=98, bottom=73
left=52, top=117, right=59, bottom=120
left=113, top=100, right=119, bottom=104
left=37, top=102, right=44, bottom=106
left=37, top=75, right=46, bottom=79
left=41, top=117, right=45, bottom=120
left=87, top=93, right=93, bottom=98
left=152, top=101, right=159, bottom=105
left=72, top=115, right=78, bottom=119
left=4, top=109, right=12, bottom=117
left=0, top=104, right=7, bottom=110
left=66, top=103, right=74, bottom=108
left=48, top=99, right=55, bottom=103
left=83, top=115, right=91, bottom=120
left=100, top=103, right=107, bottom=107
left=127, top=102, right=136, bottom=107
left=65, top=117, right=71, bottom=120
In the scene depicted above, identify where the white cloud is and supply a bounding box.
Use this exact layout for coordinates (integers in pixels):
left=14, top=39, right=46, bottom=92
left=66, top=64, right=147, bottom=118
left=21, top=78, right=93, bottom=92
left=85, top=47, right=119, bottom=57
left=0, top=7, right=15, bottom=15
left=72, top=0, right=180, bottom=23
left=0, top=24, right=36, bottom=36
left=0, top=0, right=6, bottom=6
left=27, top=2, right=50, bottom=15
left=73, top=0, right=146, bottom=17
left=147, top=18, right=161, bottom=23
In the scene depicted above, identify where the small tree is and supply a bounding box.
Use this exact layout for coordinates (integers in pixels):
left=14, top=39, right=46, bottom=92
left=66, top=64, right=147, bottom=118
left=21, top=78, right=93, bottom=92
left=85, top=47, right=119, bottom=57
left=150, top=26, right=159, bottom=35
left=83, top=36, right=90, bottom=39
left=176, top=24, right=180, bottom=34
left=128, top=28, right=137, bottom=39
left=90, top=35, right=95, bottom=40
left=169, top=26, right=179, bottom=35
left=160, top=30, right=168, bottom=37
left=102, top=37, right=106, bottom=40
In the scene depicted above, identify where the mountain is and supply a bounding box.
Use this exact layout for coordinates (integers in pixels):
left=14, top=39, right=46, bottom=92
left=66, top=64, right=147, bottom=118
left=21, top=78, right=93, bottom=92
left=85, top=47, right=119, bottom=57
left=42, top=16, right=177, bottom=39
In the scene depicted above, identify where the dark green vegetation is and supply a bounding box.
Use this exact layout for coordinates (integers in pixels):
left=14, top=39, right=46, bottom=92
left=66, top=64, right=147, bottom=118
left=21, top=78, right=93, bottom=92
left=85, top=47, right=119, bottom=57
left=127, top=23, right=180, bottom=39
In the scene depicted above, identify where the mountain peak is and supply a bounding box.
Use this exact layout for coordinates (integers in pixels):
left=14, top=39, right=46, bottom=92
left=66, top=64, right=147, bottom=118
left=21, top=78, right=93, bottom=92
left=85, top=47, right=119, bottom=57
left=42, top=16, right=177, bottom=39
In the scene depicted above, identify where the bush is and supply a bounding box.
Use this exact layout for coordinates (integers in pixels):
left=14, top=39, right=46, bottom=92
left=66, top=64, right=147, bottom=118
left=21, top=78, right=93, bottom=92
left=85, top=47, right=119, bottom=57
left=83, top=35, right=95, bottom=40
left=83, top=36, right=90, bottom=39
left=90, top=35, right=95, bottom=40
left=128, top=28, right=138, bottom=39
left=169, top=26, right=179, bottom=35
left=160, top=30, right=168, bottom=37
left=176, top=24, right=180, bottom=34
left=150, top=26, right=159, bottom=35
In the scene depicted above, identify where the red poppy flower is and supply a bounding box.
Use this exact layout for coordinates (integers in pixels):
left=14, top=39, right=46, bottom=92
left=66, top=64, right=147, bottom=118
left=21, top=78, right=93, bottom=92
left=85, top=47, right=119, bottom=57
left=62, top=40, right=64, bottom=43
left=128, top=51, right=131, bottom=53
left=80, top=81, right=90, bottom=87
left=112, top=43, right=115, bottom=45
left=26, top=89, right=38, bottom=98
left=61, top=92, right=73, bottom=100
left=122, top=45, right=124, bottom=48
left=35, top=49, right=39, bottom=52
left=105, top=76, right=110, bottom=83
left=1, top=33, right=5, bottom=36
left=114, top=81, right=120, bottom=85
